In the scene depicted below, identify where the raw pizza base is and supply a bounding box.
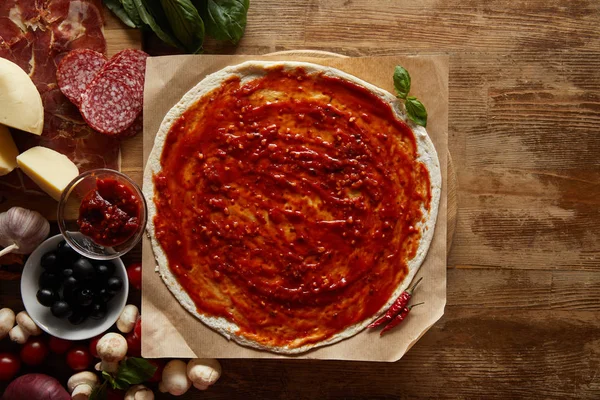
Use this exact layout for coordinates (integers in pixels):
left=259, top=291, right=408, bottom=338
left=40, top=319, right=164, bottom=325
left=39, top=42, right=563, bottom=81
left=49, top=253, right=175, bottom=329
left=143, top=61, right=442, bottom=354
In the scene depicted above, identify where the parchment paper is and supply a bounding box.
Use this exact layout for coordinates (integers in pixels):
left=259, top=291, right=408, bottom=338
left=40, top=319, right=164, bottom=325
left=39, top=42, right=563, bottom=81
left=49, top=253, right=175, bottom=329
left=141, top=55, right=448, bottom=361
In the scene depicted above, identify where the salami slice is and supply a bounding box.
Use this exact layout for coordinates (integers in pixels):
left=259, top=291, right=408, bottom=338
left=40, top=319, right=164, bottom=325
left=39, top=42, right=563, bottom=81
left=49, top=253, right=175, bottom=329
left=79, top=49, right=148, bottom=136
left=80, top=73, right=141, bottom=135
left=119, top=113, right=143, bottom=138
left=57, top=48, right=107, bottom=106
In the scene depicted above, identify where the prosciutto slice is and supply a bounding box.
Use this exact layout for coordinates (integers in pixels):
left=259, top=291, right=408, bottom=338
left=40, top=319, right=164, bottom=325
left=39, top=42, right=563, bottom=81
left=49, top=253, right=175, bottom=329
left=0, top=0, right=118, bottom=195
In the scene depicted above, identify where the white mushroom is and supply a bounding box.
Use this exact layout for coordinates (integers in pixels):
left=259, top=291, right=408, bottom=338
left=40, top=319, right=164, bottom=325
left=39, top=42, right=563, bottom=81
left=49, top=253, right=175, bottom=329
left=116, top=305, right=139, bottom=334
left=96, top=332, right=128, bottom=373
left=125, top=384, right=154, bottom=400
left=9, top=311, right=41, bottom=344
left=67, top=371, right=99, bottom=400
left=187, top=358, right=222, bottom=390
left=159, top=360, right=191, bottom=396
left=0, top=308, right=15, bottom=340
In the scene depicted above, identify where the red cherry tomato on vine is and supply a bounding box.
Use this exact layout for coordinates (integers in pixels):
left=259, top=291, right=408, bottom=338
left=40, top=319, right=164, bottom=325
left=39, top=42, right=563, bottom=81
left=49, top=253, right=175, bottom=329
left=126, top=331, right=141, bottom=357
left=20, top=337, right=49, bottom=366
left=147, top=359, right=165, bottom=383
left=134, top=317, right=141, bottom=338
left=125, top=317, right=142, bottom=356
left=0, top=353, right=20, bottom=381
left=66, top=345, right=92, bottom=371
left=49, top=336, right=73, bottom=354
left=89, top=335, right=102, bottom=358
left=126, top=263, right=142, bottom=290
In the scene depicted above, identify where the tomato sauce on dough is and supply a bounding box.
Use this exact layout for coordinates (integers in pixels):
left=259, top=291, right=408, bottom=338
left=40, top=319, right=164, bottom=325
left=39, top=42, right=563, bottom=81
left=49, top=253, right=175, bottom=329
left=153, top=67, right=431, bottom=349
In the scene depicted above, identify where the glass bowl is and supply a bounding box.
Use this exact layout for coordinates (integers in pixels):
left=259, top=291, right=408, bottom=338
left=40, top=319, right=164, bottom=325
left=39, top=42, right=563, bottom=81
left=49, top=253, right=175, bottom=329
left=58, top=168, right=147, bottom=260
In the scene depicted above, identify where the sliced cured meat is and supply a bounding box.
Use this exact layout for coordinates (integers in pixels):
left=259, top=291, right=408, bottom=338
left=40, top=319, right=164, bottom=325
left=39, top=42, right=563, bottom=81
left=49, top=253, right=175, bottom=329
left=79, top=49, right=148, bottom=137
left=57, top=48, right=106, bottom=105
left=104, top=49, right=148, bottom=87
left=119, top=113, right=143, bottom=138
left=80, top=73, right=141, bottom=135
left=49, top=0, right=106, bottom=54
left=0, top=0, right=116, bottom=196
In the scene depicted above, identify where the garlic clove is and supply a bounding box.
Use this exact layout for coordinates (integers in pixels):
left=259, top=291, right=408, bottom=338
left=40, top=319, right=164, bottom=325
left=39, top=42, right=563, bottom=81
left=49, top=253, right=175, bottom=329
left=0, top=207, right=49, bottom=256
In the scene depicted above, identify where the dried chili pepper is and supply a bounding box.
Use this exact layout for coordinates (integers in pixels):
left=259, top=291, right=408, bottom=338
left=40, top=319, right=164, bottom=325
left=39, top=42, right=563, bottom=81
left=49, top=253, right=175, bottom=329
left=380, top=302, right=425, bottom=336
left=368, top=277, right=423, bottom=329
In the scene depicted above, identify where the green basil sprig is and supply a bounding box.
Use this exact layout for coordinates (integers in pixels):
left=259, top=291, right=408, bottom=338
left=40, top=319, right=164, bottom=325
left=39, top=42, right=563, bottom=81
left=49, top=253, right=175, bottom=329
left=104, top=0, right=250, bottom=53
left=90, top=357, right=157, bottom=400
left=160, top=0, right=205, bottom=53
left=202, top=0, right=250, bottom=44
left=393, top=66, right=428, bottom=127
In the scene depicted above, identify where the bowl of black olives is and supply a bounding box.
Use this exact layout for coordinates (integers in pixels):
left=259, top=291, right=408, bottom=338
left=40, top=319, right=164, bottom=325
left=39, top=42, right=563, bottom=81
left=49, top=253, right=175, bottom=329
left=21, top=234, right=128, bottom=340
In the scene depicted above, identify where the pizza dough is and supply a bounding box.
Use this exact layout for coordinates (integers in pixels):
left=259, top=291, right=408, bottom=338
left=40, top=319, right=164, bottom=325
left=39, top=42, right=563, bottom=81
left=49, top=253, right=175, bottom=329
left=144, top=61, right=441, bottom=354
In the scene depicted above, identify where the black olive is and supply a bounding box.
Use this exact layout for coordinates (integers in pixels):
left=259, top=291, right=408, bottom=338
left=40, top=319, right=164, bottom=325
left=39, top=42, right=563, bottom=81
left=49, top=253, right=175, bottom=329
left=40, top=252, right=58, bottom=270
left=72, top=258, right=95, bottom=281
left=51, top=300, right=72, bottom=318
left=56, top=240, right=77, bottom=262
left=36, top=288, right=57, bottom=307
left=63, top=276, right=78, bottom=292
left=89, top=303, right=107, bottom=320
left=77, top=288, right=94, bottom=307
left=96, top=288, right=114, bottom=304
left=107, top=276, right=123, bottom=292
left=94, top=264, right=112, bottom=280
left=68, top=309, right=88, bottom=325
left=39, top=271, right=60, bottom=289
left=62, top=268, right=74, bottom=279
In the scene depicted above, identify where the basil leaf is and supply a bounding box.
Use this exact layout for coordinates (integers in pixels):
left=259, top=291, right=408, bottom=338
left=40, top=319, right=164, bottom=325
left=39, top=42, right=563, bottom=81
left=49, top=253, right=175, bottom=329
left=103, top=0, right=137, bottom=28
left=114, top=357, right=158, bottom=386
left=393, top=65, right=410, bottom=99
left=405, top=96, right=428, bottom=127
left=133, top=0, right=181, bottom=49
left=202, top=0, right=249, bottom=44
left=120, top=0, right=144, bottom=27
left=159, top=0, right=205, bottom=53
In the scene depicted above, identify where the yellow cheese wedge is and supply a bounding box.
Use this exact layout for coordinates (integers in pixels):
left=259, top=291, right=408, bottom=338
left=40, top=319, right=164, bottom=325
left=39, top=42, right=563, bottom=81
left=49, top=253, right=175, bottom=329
left=16, top=146, right=79, bottom=201
left=0, top=125, right=19, bottom=176
left=0, top=58, right=44, bottom=135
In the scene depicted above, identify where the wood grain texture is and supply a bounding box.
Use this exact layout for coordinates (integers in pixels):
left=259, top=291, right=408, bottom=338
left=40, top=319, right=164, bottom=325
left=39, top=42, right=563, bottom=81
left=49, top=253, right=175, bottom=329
left=1, top=0, right=599, bottom=398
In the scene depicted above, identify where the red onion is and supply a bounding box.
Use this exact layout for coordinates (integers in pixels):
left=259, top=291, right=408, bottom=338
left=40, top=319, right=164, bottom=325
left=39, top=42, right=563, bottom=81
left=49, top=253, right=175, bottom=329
left=3, top=373, right=70, bottom=400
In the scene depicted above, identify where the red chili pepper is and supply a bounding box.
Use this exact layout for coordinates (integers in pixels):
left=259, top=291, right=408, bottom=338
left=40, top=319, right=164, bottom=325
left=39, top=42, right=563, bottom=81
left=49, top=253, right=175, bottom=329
left=380, top=302, right=424, bottom=336
left=368, top=277, right=423, bottom=329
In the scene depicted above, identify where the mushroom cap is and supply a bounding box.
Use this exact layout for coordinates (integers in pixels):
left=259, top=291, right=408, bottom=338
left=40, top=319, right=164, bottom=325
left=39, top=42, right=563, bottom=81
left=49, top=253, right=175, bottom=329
left=161, top=360, right=191, bottom=395
left=0, top=308, right=15, bottom=339
left=67, top=371, right=99, bottom=392
left=97, top=332, right=128, bottom=361
left=117, top=305, right=139, bottom=334
left=125, top=384, right=154, bottom=400
left=16, top=311, right=41, bottom=335
left=187, top=358, right=222, bottom=386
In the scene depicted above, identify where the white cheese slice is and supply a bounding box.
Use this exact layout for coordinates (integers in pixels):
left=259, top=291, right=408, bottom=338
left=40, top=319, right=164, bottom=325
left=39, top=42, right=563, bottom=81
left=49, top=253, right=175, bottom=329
left=16, top=146, right=79, bottom=201
left=0, top=58, right=44, bottom=135
left=0, top=125, right=19, bottom=176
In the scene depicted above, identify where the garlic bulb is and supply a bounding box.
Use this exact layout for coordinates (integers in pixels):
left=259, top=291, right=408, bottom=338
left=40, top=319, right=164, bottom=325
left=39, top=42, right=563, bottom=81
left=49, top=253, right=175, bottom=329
left=0, top=207, right=50, bottom=257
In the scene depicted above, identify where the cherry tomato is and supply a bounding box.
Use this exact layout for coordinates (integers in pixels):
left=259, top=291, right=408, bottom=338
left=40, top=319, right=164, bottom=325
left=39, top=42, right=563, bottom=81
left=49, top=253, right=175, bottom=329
left=20, top=337, right=49, bottom=366
left=126, top=263, right=142, bottom=290
left=0, top=353, right=20, bottom=381
left=147, top=359, right=165, bottom=383
left=134, top=317, right=141, bottom=338
left=49, top=336, right=73, bottom=354
left=89, top=335, right=102, bottom=358
left=66, top=345, right=92, bottom=371
left=125, top=328, right=141, bottom=357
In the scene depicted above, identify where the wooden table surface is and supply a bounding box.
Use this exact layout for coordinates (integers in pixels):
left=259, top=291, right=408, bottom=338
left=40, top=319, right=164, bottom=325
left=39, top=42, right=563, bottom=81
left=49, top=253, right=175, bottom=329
left=2, top=0, right=600, bottom=398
